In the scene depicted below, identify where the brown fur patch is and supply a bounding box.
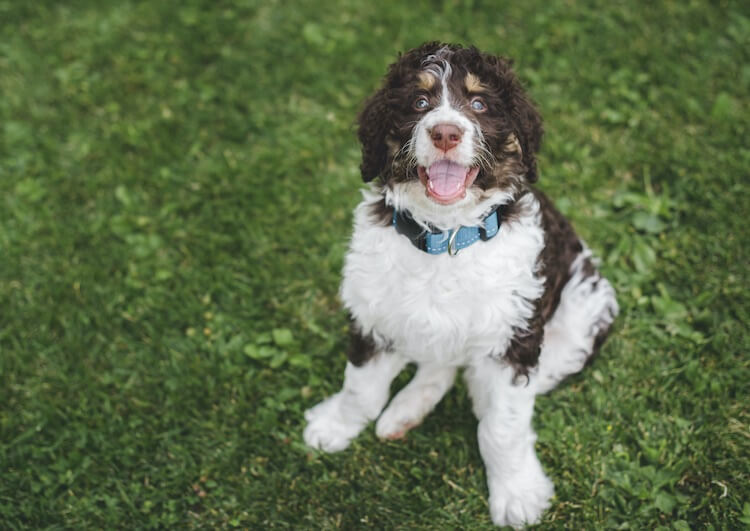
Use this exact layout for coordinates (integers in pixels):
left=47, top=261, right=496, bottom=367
left=385, top=136, right=401, bottom=157
left=347, top=314, right=394, bottom=366
left=504, top=133, right=522, bottom=154
left=474, top=134, right=525, bottom=192
left=346, top=316, right=378, bottom=366
left=502, top=188, right=587, bottom=380
left=464, top=72, right=485, bottom=92
left=417, top=71, right=435, bottom=91
left=368, top=196, right=394, bottom=226
left=534, top=188, right=585, bottom=324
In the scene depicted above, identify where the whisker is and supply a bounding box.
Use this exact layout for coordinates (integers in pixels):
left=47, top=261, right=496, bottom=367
left=389, top=134, right=420, bottom=176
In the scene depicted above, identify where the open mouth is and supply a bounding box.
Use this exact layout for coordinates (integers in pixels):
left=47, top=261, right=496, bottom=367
left=417, top=160, right=480, bottom=205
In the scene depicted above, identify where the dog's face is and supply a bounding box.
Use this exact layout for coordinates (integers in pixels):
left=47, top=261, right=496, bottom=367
left=358, top=42, right=543, bottom=207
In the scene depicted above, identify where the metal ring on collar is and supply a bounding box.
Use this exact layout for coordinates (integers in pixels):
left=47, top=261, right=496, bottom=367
left=448, top=227, right=462, bottom=256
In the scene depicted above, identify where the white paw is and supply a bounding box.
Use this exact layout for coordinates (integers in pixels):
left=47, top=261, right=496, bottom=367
left=375, top=398, right=422, bottom=440
left=488, top=470, right=554, bottom=528
left=375, top=368, right=456, bottom=440
left=303, top=393, right=365, bottom=452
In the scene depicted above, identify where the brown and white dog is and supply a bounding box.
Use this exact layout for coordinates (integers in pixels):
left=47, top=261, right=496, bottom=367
left=304, top=42, right=618, bottom=527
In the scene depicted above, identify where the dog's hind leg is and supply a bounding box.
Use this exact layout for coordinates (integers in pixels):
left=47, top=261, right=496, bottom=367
left=375, top=363, right=456, bottom=440
left=535, top=247, right=618, bottom=395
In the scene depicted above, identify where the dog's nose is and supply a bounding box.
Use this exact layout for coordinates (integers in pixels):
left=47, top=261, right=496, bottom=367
left=430, top=124, right=463, bottom=151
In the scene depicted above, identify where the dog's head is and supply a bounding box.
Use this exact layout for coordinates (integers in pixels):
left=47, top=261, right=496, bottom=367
left=358, top=42, right=542, bottom=211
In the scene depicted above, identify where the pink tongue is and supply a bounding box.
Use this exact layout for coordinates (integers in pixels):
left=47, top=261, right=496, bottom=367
left=427, top=160, right=467, bottom=197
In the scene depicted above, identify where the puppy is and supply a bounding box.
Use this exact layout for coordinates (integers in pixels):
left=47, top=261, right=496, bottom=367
left=303, top=42, right=618, bottom=527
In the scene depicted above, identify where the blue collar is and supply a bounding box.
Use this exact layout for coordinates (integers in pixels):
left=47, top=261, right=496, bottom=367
left=392, top=206, right=502, bottom=256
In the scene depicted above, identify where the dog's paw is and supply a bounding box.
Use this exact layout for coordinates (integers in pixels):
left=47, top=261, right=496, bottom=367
left=375, top=368, right=455, bottom=440
left=375, top=404, right=420, bottom=440
left=488, top=470, right=554, bottom=528
left=375, top=391, right=428, bottom=440
left=303, top=394, right=364, bottom=452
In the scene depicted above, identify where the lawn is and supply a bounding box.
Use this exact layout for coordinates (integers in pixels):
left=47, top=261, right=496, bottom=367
left=1, top=0, right=748, bottom=528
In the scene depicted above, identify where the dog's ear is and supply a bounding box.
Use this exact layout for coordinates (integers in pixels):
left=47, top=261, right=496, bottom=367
left=357, top=87, right=390, bottom=183
left=488, top=55, right=544, bottom=182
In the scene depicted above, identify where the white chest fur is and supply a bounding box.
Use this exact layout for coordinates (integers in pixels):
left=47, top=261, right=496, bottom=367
left=340, top=193, right=546, bottom=366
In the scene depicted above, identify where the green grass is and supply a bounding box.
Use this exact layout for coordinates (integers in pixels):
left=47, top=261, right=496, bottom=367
left=1, top=0, right=748, bottom=528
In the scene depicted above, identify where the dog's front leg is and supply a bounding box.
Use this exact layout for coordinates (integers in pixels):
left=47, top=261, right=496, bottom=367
left=466, top=358, right=554, bottom=528
left=304, top=352, right=406, bottom=453
left=375, top=363, right=457, bottom=440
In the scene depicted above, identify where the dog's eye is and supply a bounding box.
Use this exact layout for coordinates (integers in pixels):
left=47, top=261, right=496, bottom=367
left=470, top=97, right=487, bottom=112
left=414, top=96, right=430, bottom=111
